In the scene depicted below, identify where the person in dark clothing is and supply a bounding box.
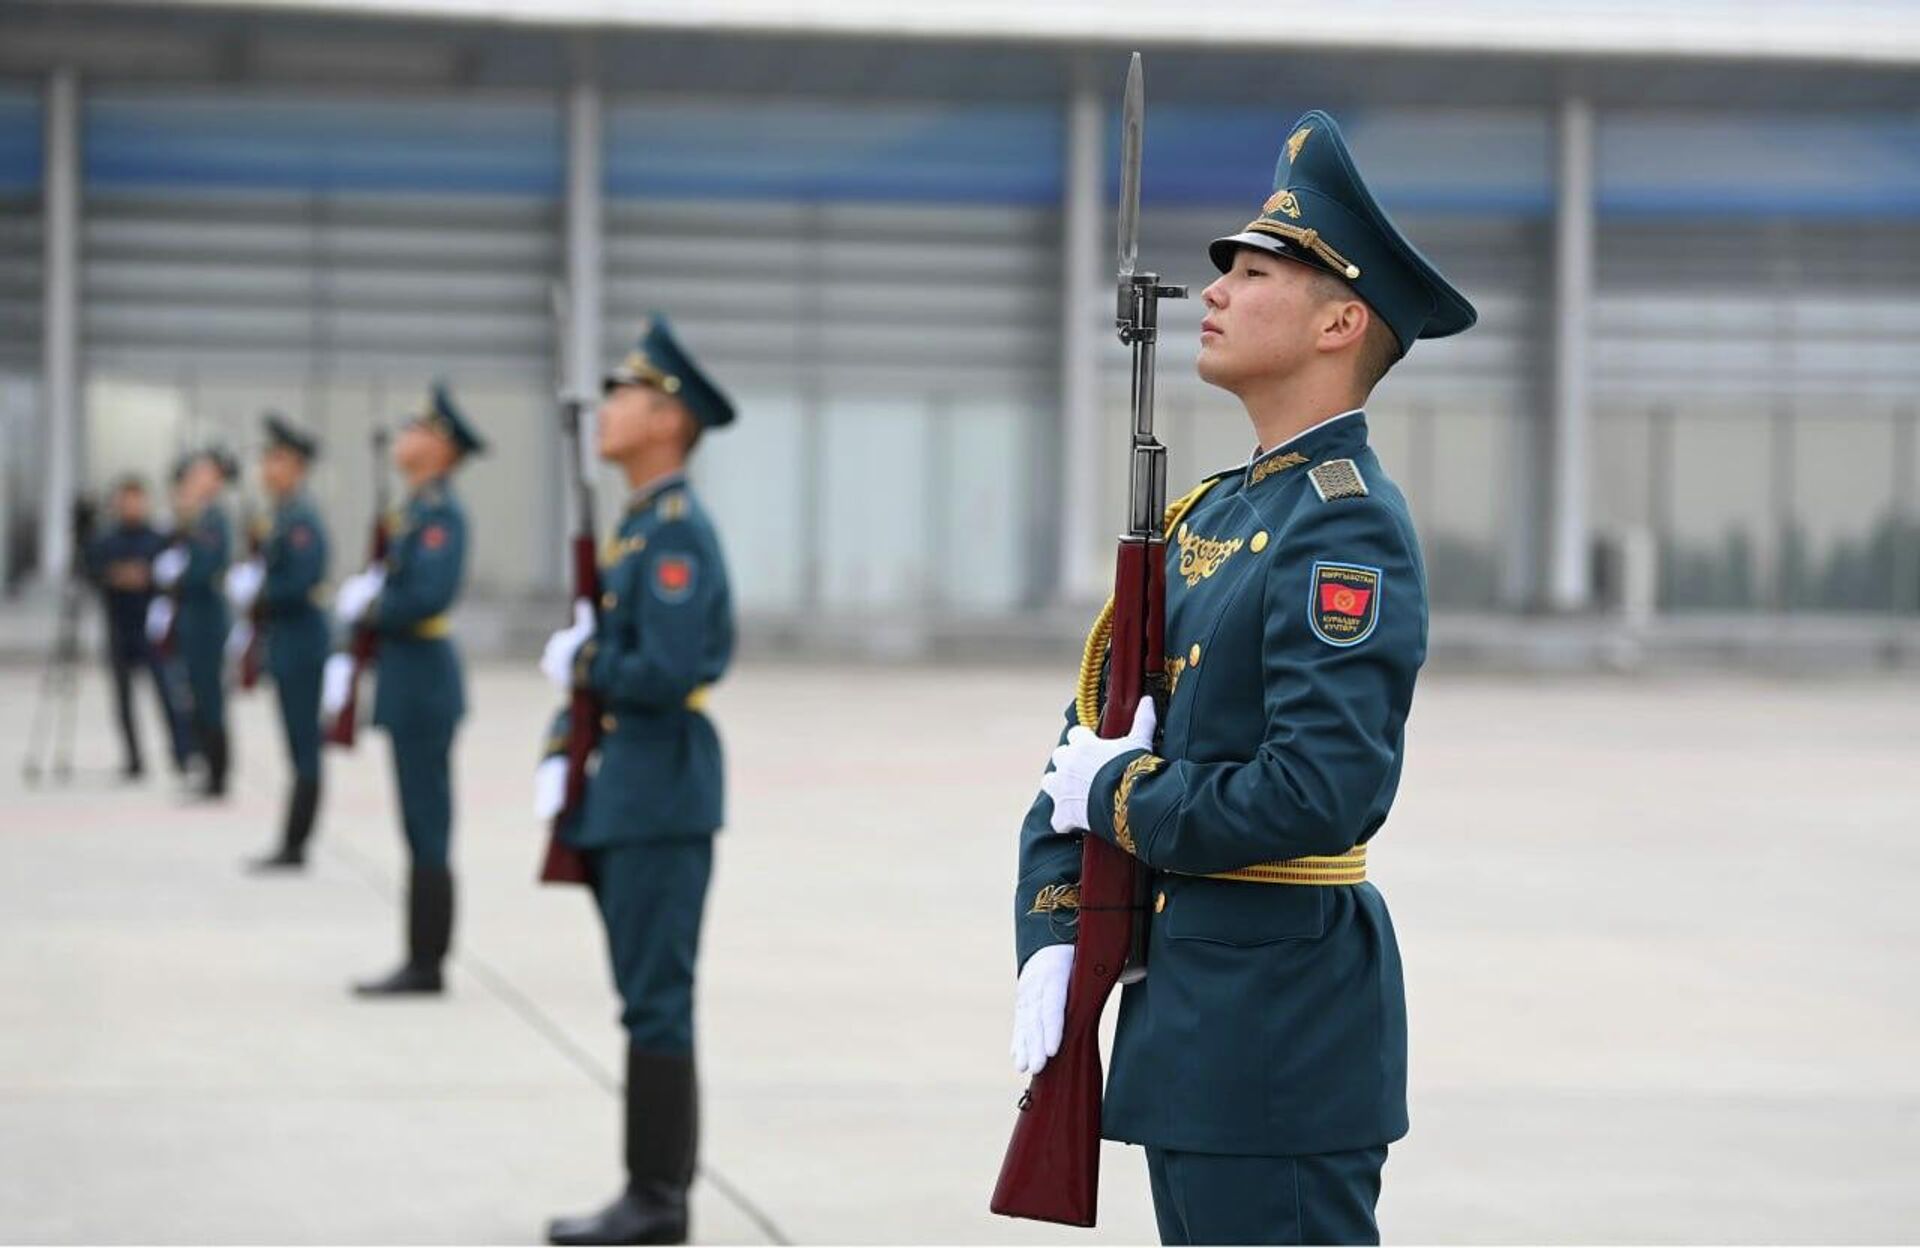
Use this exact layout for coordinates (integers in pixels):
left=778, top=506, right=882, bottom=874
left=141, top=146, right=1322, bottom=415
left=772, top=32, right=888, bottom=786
left=88, top=476, right=193, bottom=780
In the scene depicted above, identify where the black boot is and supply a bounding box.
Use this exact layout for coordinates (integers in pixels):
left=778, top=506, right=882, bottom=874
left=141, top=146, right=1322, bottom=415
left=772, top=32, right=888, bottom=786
left=196, top=724, right=229, bottom=799
left=352, top=865, right=452, bottom=996
left=247, top=776, right=319, bottom=872
left=546, top=1048, right=696, bottom=1246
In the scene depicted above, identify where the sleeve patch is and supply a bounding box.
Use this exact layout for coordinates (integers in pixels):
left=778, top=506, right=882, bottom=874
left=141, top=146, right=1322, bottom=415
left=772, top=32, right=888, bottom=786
left=291, top=525, right=313, bottom=549
left=651, top=553, right=698, bottom=603
left=1309, top=561, right=1383, bottom=646
left=421, top=524, right=448, bottom=551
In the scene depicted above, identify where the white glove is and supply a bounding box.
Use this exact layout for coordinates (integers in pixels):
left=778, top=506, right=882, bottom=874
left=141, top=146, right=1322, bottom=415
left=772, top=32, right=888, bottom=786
left=152, top=546, right=188, bottom=590
left=1011, top=944, right=1075, bottom=1076
left=224, top=559, right=265, bottom=612
left=332, top=568, right=385, bottom=627
left=539, top=599, right=596, bottom=693
left=1039, top=697, right=1158, bottom=835
left=224, top=620, right=254, bottom=666
left=321, top=653, right=356, bottom=719
left=144, top=597, right=174, bottom=646
left=534, top=755, right=570, bottom=821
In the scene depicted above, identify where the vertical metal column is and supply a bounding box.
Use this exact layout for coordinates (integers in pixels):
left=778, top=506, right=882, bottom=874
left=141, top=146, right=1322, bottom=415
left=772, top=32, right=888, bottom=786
left=1547, top=94, right=1595, bottom=612
left=38, top=67, right=80, bottom=583
left=560, top=45, right=603, bottom=587
left=1058, top=63, right=1105, bottom=604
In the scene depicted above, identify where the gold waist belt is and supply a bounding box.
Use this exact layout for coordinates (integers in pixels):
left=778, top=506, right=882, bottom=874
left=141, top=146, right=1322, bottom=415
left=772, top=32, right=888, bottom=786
left=412, top=614, right=451, bottom=639
left=1206, top=844, right=1367, bottom=886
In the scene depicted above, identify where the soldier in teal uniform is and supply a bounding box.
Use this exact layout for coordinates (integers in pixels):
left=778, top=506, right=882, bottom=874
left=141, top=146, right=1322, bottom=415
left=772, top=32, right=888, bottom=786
left=151, top=447, right=237, bottom=800
left=1011, top=112, right=1476, bottom=1245
left=330, top=384, right=484, bottom=996
left=229, top=413, right=331, bottom=871
left=537, top=316, right=735, bottom=1247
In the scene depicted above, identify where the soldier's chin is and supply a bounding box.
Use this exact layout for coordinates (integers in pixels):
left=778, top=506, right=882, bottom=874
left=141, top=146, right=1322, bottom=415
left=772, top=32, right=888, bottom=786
left=1194, top=343, right=1239, bottom=389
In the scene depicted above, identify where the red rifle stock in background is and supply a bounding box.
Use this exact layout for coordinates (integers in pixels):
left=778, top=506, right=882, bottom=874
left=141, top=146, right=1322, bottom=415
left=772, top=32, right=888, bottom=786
left=237, top=498, right=265, bottom=691
left=539, top=392, right=596, bottom=887
left=323, top=428, right=391, bottom=749
left=992, top=53, right=1187, bottom=1229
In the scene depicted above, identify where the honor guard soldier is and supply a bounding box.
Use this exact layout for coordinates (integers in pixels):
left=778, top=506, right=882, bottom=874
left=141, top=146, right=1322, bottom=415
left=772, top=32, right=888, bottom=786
left=151, top=447, right=238, bottom=800
left=332, top=384, right=484, bottom=996
left=1011, top=112, right=1476, bottom=1245
left=537, top=316, right=736, bottom=1247
left=229, top=414, right=331, bottom=870
left=89, top=475, right=194, bottom=780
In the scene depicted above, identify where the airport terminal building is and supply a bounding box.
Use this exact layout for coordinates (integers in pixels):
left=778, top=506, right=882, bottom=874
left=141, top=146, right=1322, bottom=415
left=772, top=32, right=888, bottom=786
left=2, top=0, right=1917, bottom=656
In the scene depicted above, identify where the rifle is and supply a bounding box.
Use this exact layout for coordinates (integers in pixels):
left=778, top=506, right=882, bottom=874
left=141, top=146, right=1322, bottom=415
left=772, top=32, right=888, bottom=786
left=991, top=53, right=1187, bottom=1228
left=323, top=427, right=391, bottom=748
left=237, top=495, right=265, bottom=690
left=539, top=390, right=597, bottom=887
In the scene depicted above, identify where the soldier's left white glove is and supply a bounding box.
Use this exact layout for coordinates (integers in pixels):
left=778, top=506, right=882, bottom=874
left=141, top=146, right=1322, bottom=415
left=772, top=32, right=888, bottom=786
left=1039, top=698, right=1157, bottom=835
left=1011, top=943, right=1075, bottom=1075
left=533, top=755, right=570, bottom=821
left=320, top=653, right=355, bottom=719
left=539, top=599, right=596, bottom=693
left=152, top=546, right=188, bottom=590
left=332, top=568, right=385, bottom=627
left=224, top=621, right=253, bottom=666
left=144, top=597, right=174, bottom=646
left=224, top=559, right=265, bottom=612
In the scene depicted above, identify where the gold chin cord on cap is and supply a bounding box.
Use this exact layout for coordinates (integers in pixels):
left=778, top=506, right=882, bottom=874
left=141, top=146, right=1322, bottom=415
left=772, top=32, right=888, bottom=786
left=1244, top=219, right=1362, bottom=281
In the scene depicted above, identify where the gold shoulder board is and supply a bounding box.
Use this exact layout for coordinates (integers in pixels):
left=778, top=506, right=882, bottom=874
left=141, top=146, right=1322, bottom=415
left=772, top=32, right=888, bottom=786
left=1308, top=458, right=1368, bottom=502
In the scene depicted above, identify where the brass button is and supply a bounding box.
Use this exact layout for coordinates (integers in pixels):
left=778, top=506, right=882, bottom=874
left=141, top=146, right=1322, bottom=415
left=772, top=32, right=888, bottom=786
left=600, top=714, right=616, bottom=732
left=1251, top=530, right=1269, bottom=553
left=1154, top=891, right=1167, bottom=915
left=600, top=591, right=617, bottom=609
left=1189, top=643, right=1202, bottom=667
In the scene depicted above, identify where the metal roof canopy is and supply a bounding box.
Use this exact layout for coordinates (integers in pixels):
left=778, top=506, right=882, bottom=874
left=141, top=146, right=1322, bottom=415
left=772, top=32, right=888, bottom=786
left=36, top=0, right=1920, bottom=67
left=6, top=4, right=1920, bottom=110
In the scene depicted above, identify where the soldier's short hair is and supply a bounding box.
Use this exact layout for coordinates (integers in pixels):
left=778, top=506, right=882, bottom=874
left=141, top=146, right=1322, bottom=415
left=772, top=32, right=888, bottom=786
left=1311, top=270, right=1400, bottom=394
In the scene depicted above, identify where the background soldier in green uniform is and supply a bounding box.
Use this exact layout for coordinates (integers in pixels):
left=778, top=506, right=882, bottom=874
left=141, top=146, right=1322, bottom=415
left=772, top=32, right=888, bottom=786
left=229, top=413, right=330, bottom=871
left=329, top=384, right=484, bottom=997
left=537, top=317, right=736, bottom=1247
left=1011, top=112, right=1476, bottom=1245
left=151, top=448, right=237, bottom=801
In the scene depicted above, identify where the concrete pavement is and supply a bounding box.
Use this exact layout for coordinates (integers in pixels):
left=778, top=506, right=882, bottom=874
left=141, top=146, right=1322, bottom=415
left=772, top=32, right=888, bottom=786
left=2, top=659, right=1917, bottom=1243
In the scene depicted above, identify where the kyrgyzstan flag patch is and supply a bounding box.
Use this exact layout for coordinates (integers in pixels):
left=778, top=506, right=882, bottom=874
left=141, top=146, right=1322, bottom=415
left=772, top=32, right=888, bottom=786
left=1309, top=561, right=1382, bottom=646
left=651, top=553, right=697, bottom=603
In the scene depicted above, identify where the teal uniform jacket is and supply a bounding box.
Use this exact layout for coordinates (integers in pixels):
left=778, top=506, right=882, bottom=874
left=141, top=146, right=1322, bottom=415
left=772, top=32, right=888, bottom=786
left=175, top=505, right=232, bottom=726
left=369, top=479, right=468, bottom=739
left=562, top=474, right=733, bottom=850
left=261, top=493, right=329, bottom=780
left=1015, top=411, right=1422, bottom=1159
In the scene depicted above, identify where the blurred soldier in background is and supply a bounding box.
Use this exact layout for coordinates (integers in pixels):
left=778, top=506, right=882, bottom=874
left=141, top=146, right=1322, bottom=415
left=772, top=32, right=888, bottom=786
left=330, top=384, right=484, bottom=997
left=1013, top=112, right=1475, bottom=1245
left=87, top=476, right=193, bottom=781
left=538, top=317, right=737, bottom=1247
left=230, top=414, right=331, bottom=872
left=151, top=448, right=237, bottom=801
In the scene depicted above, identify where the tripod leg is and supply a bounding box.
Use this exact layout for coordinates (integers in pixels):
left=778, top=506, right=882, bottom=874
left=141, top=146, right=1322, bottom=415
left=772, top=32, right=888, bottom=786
left=53, top=662, right=79, bottom=781
left=20, top=662, right=57, bottom=783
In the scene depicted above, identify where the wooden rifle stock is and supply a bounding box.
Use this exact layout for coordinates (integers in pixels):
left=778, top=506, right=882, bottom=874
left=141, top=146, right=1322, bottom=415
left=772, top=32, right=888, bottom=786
left=538, top=526, right=597, bottom=886
left=238, top=511, right=265, bottom=690
left=323, top=510, right=389, bottom=749
left=990, top=536, right=1166, bottom=1227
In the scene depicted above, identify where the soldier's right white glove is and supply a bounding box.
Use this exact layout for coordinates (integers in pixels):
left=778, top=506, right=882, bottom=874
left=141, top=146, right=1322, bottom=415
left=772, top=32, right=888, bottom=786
left=1011, top=943, right=1074, bottom=1076
left=540, top=599, right=596, bottom=692
left=332, top=568, right=385, bottom=627
left=224, top=559, right=265, bottom=612
left=152, top=546, right=188, bottom=590
left=144, top=597, right=174, bottom=646
left=320, top=653, right=355, bottom=719
left=534, top=755, right=569, bottom=821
